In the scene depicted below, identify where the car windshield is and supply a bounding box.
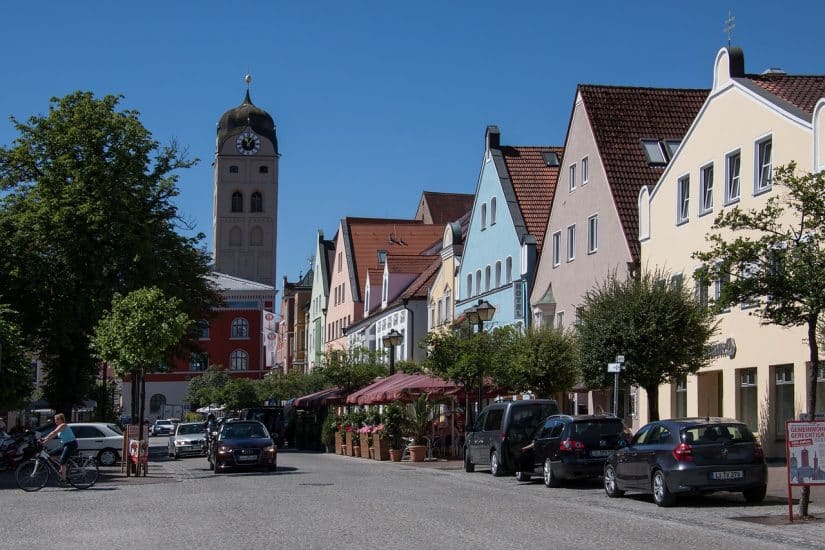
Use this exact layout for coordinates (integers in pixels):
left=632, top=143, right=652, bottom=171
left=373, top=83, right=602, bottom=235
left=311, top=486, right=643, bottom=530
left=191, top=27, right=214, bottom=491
left=221, top=423, right=268, bottom=440
left=682, top=423, right=755, bottom=445
left=157, top=420, right=173, bottom=426
left=177, top=424, right=205, bottom=435
left=106, top=424, right=123, bottom=435
left=569, top=420, right=624, bottom=438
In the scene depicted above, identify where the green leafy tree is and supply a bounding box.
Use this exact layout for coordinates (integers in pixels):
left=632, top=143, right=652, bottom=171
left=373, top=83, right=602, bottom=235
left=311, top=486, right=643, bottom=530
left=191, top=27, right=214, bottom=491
left=318, top=348, right=387, bottom=393
left=91, top=286, right=192, bottom=437
left=256, top=368, right=327, bottom=404
left=577, top=269, right=717, bottom=421
left=0, top=92, right=221, bottom=415
left=504, top=326, right=580, bottom=398
left=184, top=364, right=230, bottom=408
left=219, top=378, right=261, bottom=411
left=693, top=162, right=825, bottom=517
left=0, top=302, right=34, bottom=411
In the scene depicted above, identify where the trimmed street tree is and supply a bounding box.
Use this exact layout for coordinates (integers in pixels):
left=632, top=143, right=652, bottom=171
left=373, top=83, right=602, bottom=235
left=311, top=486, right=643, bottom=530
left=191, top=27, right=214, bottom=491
left=184, top=364, right=231, bottom=409
left=0, top=302, right=34, bottom=411
left=318, top=348, right=387, bottom=394
left=693, top=162, right=825, bottom=517
left=256, top=368, right=327, bottom=404
left=577, top=268, right=717, bottom=421
left=91, top=287, right=192, bottom=439
left=219, top=378, right=262, bottom=411
left=0, top=92, right=220, bottom=415
left=504, top=326, right=580, bottom=398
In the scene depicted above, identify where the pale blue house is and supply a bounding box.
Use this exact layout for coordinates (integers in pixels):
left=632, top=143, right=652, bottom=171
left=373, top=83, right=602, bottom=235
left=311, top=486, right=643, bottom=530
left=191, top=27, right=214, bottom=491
left=455, top=126, right=562, bottom=329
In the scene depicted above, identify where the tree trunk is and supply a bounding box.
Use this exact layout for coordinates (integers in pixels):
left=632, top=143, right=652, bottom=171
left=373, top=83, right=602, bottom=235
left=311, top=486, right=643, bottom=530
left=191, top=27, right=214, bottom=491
left=138, top=371, right=146, bottom=440
left=645, top=385, right=660, bottom=421
left=130, top=371, right=139, bottom=420
left=799, top=318, right=820, bottom=517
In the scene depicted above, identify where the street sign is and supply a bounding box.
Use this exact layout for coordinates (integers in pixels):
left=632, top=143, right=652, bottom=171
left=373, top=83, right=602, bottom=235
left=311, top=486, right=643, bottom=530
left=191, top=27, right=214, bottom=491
left=615, top=355, right=625, bottom=364
left=607, top=362, right=622, bottom=373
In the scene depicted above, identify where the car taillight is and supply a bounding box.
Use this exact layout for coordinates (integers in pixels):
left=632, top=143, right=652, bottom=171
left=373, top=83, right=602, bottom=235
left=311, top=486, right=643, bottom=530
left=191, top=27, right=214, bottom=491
left=500, top=433, right=507, bottom=442
left=559, top=439, right=585, bottom=451
left=753, top=441, right=764, bottom=461
left=673, top=442, right=693, bottom=462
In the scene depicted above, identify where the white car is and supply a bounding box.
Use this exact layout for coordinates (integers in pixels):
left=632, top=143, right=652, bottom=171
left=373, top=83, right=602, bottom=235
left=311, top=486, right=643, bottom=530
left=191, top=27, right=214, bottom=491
left=41, top=422, right=124, bottom=466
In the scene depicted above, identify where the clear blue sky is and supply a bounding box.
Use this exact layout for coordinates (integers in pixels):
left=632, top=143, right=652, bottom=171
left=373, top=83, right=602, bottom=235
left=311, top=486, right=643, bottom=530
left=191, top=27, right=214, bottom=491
left=2, top=2, right=824, bottom=292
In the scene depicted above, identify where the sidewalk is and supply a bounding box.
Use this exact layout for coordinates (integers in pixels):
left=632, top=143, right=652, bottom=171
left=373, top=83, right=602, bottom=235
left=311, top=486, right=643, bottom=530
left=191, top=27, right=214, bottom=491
left=767, top=465, right=825, bottom=502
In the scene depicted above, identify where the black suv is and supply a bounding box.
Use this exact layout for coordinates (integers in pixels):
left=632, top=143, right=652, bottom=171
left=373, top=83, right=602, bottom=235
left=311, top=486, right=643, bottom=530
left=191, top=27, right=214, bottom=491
left=464, top=399, right=559, bottom=476
left=516, top=414, right=627, bottom=486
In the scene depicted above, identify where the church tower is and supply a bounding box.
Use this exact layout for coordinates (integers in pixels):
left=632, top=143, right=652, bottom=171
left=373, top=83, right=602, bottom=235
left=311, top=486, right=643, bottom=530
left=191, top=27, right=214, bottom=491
left=213, top=75, right=279, bottom=287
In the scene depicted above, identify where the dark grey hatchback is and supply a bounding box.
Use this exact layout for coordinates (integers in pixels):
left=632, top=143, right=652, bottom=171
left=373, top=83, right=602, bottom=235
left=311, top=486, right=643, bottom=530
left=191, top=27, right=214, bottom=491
left=603, top=418, right=767, bottom=507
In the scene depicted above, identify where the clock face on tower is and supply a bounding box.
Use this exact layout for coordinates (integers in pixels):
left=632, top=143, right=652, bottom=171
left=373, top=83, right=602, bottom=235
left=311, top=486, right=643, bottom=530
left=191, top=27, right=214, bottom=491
left=236, top=131, right=261, bottom=155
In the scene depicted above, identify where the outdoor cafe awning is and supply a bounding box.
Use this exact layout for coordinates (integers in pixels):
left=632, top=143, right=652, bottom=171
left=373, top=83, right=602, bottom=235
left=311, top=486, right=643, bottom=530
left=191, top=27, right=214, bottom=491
left=292, top=387, right=344, bottom=409
left=346, top=373, right=464, bottom=405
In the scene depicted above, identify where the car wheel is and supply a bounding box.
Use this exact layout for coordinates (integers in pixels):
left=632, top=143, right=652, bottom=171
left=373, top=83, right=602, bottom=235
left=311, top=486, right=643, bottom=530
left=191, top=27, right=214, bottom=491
left=464, top=450, right=475, bottom=473
left=603, top=465, right=625, bottom=498
left=651, top=470, right=675, bottom=507
left=543, top=458, right=561, bottom=488
left=97, top=448, right=119, bottom=467
left=515, top=471, right=531, bottom=482
left=743, top=485, right=767, bottom=503
left=490, top=451, right=504, bottom=477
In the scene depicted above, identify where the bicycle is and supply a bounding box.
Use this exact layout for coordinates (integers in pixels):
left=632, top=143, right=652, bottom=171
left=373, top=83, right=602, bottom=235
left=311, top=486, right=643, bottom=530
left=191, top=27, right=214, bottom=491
left=15, top=441, right=99, bottom=492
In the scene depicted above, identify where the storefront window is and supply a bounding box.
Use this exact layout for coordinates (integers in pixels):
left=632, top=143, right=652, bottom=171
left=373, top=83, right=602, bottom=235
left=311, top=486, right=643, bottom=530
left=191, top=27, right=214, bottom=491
left=673, top=376, right=687, bottom=418
left=773, top=365, right=795, bottom=440
left=817, top=366, right=825, bottom=416
left=737, top=368, right=758, bottom=431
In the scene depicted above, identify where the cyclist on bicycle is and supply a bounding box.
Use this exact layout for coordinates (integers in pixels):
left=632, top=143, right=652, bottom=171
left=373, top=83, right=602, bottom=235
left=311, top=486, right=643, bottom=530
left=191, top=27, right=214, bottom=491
left=40, top=413, right=77, bottom=483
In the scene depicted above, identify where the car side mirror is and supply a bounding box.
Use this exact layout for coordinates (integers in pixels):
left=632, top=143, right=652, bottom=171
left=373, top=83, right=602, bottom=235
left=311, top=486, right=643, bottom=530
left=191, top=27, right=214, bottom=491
left=617, top=438, right=628, bottom=449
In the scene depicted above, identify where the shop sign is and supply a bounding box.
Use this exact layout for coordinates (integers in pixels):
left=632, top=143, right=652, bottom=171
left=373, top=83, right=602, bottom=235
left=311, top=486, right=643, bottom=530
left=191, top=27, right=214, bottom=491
left=707, top=337, right=736, bottom=360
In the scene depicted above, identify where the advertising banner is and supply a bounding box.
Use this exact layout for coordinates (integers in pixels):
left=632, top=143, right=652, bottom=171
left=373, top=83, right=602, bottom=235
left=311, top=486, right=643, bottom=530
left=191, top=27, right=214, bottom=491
left=786, top=420, right=825, bottom=485
left=262, top=310, right=278, bottom=368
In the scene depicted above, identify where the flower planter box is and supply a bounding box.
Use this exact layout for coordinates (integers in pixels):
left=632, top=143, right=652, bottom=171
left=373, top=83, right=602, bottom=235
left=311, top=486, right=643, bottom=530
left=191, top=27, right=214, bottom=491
left=334, top=432, right=343, bottom=455
left=353, top=445, right=362, bottom=457
left=368, top=447, right=374, bottom=459
left=408, top=445, right=427, bottom=462
left=359, top=433, right=371, bottom=455
left=388, top=449, right=402, bottom=462
left=341, top=444, right=347, bottom=456
left=373, top=437, right=390, bottom=461
left=345, top=431, right=356, bottom=456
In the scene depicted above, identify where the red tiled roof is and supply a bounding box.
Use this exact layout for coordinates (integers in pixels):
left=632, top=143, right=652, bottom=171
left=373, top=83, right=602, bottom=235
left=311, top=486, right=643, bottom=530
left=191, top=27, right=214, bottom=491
left=417, top=192, right=475, bottom=225
left=500, top=146, right=563, bottom=256
left=395, top=257, right=441, bottom=301
left=386, top=254, right=437, bottom=274
left=745, top=74, right=825, bottom=115
left=345, top=218, right=444, bottom=302
left=580, top=85, right=708, bottom=261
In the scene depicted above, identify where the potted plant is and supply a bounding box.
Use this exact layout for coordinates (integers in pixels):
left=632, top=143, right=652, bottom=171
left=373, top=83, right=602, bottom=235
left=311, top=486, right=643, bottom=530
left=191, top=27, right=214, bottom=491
left=382, top=402, right=405, bottom=462
left=404, top=393, right=435, bottom=462
left=371, top=425, right=389, bottom=460
left=358, top=425, right=372, bottom=458
left=321, top=413, right=340, bottom=454
left=347, top=410, right=366, bottom=457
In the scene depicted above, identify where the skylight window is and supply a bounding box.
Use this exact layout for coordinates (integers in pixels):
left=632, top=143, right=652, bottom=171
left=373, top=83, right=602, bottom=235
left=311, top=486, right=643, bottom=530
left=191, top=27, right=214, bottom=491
left=541, top=151, right=560, bottom=167
left=641, top=140, right=667, bottom=165
left=664, top=140, right=681, bottom=158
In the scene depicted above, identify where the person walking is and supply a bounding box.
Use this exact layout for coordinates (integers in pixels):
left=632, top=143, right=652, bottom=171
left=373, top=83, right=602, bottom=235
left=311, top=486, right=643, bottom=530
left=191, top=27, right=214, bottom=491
left=40, top=413, right=77, bottom=483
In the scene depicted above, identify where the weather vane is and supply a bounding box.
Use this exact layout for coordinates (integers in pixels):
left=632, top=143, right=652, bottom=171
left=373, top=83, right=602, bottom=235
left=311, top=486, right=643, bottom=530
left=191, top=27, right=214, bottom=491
left=724, top=10, right=735, bottom=47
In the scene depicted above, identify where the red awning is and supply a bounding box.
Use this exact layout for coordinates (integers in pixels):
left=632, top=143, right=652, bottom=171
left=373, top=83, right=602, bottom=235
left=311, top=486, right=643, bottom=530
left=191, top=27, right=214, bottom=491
left=293, top=387, right=344, bottom=408
left=345, top=374, right=403, bottom=405
left=350, top=373, right=464, bottom=405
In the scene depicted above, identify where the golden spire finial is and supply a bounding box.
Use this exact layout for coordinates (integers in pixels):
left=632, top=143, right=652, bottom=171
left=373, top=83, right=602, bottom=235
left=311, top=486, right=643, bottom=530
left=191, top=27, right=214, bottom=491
left=244, top=72, right=252, bottom=89
left=724, top=11, right=735, bottom=47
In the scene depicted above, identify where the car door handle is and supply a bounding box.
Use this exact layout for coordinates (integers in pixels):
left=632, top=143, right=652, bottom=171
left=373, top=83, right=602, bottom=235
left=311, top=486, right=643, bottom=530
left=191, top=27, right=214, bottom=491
left=94, top=440, right=104, bottom=443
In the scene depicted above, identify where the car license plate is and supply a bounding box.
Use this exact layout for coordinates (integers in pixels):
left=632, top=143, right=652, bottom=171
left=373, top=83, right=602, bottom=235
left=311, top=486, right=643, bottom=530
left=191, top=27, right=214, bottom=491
left=590, top=450, right=610, bottom=457
left=237, top=454, right=257, bottom=462
left=710, top=470, right=743, bottom=480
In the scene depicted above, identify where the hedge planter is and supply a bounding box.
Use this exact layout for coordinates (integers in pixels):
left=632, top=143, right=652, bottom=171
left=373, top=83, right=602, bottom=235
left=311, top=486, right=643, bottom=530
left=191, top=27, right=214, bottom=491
left=373, top=437, right=390, bottom=461
left=353, top=445, right=362, bottom=458
left=389, top=449, right=402, bottom=462
left=334, top=432, right=343, bottom=455
left=345, top=432, right=356, bottom=456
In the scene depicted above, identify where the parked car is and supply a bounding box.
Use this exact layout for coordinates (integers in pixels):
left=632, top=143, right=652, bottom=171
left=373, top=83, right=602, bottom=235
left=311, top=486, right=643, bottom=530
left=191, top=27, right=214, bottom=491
left=168, top=422, right=207, bottom=459
left=603, top=417, right=767, bottom=507
left=516, top=414, right=628, bottom=485
left=150, top=419, right=175, bottom=436
left=464, top=399, right=559, bottom=476
left=207, top=419, right=277, bottom=473
left=42, top=422, right=124, bottom=466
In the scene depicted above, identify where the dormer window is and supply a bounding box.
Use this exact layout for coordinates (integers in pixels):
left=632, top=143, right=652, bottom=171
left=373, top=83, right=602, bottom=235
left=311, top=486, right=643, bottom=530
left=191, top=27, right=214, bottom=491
left=641, top=140, right=667, bottom=165
left=541, top=151, right=560, bottom=167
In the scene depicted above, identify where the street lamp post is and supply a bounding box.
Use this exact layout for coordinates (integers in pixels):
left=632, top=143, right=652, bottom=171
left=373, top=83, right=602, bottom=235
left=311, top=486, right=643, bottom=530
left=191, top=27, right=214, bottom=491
left=382, top=329, right=403, bottom=375
left=465, top=299, right=496, bottom=424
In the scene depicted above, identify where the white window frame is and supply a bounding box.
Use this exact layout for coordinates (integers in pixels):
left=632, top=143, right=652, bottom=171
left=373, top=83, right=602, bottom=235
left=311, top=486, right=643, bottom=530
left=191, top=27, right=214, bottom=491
left=495, top=261, right=502, bottom=287
left=587, top=215, right=598, bottom=254
left=475, top=270, right=482, bottom=295
left=552, top=231, right=561, bottom=267
left=484, top=266, right=491, bottom=292
left=714, top=263, right=731, bottom=313
left=566, top=224, right=576, bottom=262
left=466, top=274, right=473, bottom=298
left=569, top=163, right=577, bottom=192
left=230, top=349, right=249, bottom=371
left=490, top=197, right=497, bottom=225
left=699, top=163, right=713, bottom=215
left=555, top=311, right=564, bottom=329
left=505, top=257, right=513, bottom=284
left=581, top=156, right=589, bottom=185
left=231, top=317, right=249, bottom=339
left=677, top=175, right=690, bottom=225
left=481, top=203, right=487, bottom=230
left=755, top=136, right=773, bottom=194
left=725, top=149, right=741, bottom=204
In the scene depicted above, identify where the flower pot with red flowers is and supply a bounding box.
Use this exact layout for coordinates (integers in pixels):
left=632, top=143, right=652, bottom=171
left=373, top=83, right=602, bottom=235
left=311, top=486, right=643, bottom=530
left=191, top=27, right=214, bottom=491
left=358, top=426, right=371, bottom=457
left=372, top=425, right=390, bottom=461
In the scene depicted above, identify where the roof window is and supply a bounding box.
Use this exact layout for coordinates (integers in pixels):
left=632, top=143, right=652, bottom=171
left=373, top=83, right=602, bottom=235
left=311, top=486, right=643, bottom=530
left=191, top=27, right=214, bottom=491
left=641, top=140, right=667, bottom=165
left=541, top=151, right=560, bottom=167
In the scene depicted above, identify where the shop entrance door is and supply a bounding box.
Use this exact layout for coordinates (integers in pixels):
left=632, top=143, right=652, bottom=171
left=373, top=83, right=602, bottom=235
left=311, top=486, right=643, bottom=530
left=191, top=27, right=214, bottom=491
left=697, top=371, right=723, bottom=418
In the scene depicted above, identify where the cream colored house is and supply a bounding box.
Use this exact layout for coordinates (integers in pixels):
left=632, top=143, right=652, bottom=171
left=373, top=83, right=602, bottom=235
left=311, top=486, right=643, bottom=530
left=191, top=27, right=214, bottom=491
left=427, top=219, right=466, bottom=333
left=639, top=47, right=825, bottom=457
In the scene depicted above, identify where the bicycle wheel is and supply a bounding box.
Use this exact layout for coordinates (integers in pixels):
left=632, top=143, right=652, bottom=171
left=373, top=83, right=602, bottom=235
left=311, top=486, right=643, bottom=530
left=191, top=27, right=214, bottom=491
left=67, top=456, right=99, bottom=489
left=16, top=459, right=49, bottom=492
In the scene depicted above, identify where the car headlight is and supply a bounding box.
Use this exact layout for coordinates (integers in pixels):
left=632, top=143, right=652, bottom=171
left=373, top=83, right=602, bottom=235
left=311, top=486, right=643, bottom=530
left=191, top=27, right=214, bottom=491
left=264, top=446, right=276, bottom=454
left=174, top=440, right=186, bottom=446
left=218, top=445, right=231, bottom=454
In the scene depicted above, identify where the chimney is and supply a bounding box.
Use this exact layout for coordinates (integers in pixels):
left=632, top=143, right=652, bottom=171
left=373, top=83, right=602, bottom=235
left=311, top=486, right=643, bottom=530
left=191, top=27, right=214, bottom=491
left=486, top=125, right=500, bottom=151
left=761, top=67, right=786, bottom=76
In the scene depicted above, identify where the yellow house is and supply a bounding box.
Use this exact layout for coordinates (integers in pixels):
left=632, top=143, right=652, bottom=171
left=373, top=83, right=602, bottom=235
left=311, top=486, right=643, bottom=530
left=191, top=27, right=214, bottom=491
left=427, top=219, right=466, bottom=333
left=639, top=47, right=825, bottom=457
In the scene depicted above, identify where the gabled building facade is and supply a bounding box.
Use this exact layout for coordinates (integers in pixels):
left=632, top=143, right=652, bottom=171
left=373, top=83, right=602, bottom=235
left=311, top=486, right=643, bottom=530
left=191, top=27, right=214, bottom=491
left=276, top=270, right=313, bottom=373
left=307, top=230, right=335, bottom=371
left=428, top=218, right=466, bottom=333
left=639, top=47, right=825, bottom=456
left=455, top=126, right=562, bottom=329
